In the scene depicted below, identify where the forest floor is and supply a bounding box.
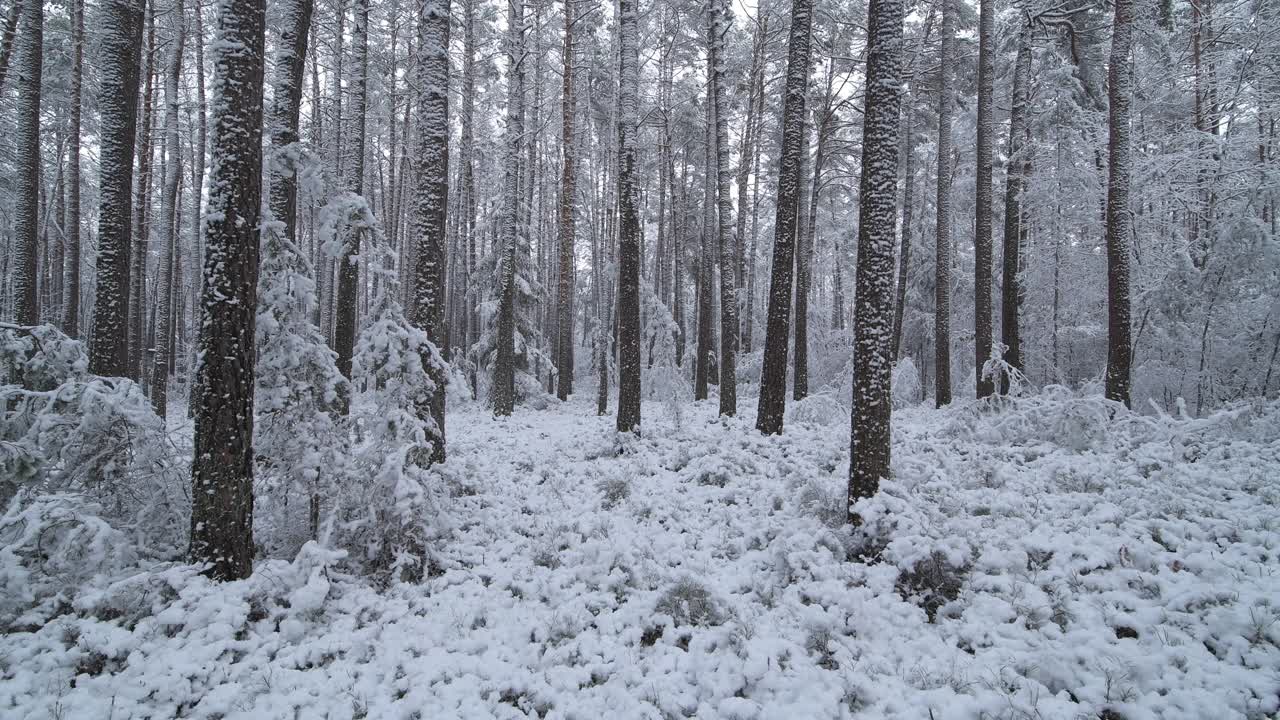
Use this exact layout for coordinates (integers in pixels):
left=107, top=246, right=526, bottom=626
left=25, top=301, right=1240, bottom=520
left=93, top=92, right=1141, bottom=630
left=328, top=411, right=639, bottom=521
left=3, top=390, right=1280, bottom=719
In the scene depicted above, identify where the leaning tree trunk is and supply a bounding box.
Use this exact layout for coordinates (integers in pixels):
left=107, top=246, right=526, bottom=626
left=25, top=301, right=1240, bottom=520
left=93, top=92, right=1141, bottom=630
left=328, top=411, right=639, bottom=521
left=615, top=0, right=642, bottom=433
left=189, top=0, right=267, bottom=581
left=973, top=0, right=995, bottom=399
left=492, top=0, right=525, bottom=417
left=1000, top=27, right=1031, bottom=392
left=88, top=0, right=146, bottom=378
left=10, top=0, right=41, bottom=325
left=151, top=0, right=184, bottom=419
left=556, top=0, right=576, bottom=401
left=755, top=0, right=813, bottom=435
left=1104, top=0, right=1135, bottom=407
left=849, top=0, right=904, bottom=519
left=63, top=0, right=84, bottom=337
left=933, top=0, right=955, bottom=407
left=412, top=0, right=450, bottom=462
left=709, top=0, right=737, bottom=416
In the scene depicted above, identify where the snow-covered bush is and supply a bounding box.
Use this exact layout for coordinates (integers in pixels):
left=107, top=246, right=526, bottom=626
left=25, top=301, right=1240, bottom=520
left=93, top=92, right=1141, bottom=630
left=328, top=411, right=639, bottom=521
left=891, top=356, right=923, bottom=408
left=0, top=324, right=186, bottom=620
left=255, top=227, right=350, bottom=558
left=343, top=249, right=447, bottom=583
left=787, top=392, right=846, bottom=426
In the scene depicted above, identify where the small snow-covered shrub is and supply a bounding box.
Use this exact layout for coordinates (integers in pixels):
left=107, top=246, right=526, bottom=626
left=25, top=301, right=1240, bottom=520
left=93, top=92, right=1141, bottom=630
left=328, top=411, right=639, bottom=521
left=255, top=228, right=350, bottom=558
left=895, top=550, right=969, bottom=623
left=597, top=477, right=630, bottom=509
left=891, top=356, right=923, bottom=408
left=786, top=392, right=845, bottom=426
left=655, top=578, right=724, bottom=627
left=342, top=249, right=447, bottom=584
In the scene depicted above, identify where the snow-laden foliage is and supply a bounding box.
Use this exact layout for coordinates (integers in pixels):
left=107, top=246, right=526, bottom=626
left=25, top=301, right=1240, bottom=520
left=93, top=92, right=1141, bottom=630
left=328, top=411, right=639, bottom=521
left=0, top=324, right=186, bottom=625
left=343, top=248, right=447, bottom=583
left=254, top=227, right=350, bottom=558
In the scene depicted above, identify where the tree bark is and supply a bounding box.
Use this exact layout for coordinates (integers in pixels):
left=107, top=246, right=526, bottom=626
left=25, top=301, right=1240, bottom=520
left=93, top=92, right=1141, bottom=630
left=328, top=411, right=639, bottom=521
left=493, top=0, right=525, bottom=417
left=1104, top=0, right=1135, bottom=406
left=755, top=0, right=813, bottom=434
left=10, top=0, right=40, bottom=326
left=973, top=0, right=995, bottom=399
left=891, top=92, right=915, bottom=361
left=709, top=0, right=737, bottom=416
left=62, top=0, right=84, bottom=337
left=151, top=0, right=185, bottom=419
left=850, top=0, right=904, bottom=518
left=615, top=0, right=641, bottom=433
left=933, top=0, right=955, bottom=407
left=1000, top=27, right=1031, bottom=391
left=556, top=0, right=577, bottom=401
left=190, top=0, right=266, bottom=581
left=333, top=0, right=369, bottom=413
left=130, top=10, right=156, bottom=382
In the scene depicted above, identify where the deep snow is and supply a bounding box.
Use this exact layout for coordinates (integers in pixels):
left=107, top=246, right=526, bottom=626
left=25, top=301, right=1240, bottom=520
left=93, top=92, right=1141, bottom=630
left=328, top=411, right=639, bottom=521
left=2, top=391, right=1279, bottom=719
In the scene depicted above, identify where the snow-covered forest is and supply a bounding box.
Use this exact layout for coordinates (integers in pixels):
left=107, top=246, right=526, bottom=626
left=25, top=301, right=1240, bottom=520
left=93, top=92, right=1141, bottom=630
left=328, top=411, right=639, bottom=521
left=1, top=0, right=1278, bottom=715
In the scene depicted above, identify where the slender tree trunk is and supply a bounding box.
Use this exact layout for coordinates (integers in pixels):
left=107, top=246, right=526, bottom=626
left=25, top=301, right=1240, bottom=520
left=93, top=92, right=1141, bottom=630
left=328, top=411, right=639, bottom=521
left=709, top=0, right=737, bottom=416
left=796, top=63, right=834, bottom=402
left=850, top=0, right=904, bottom=517
left=1000, top=28, right=1031, bottom=392
left=10, top=0, right=40, bottom=325
left=89, top=0, right=146, bottom=377
left=151, top=0, right=185, bottom=419
left=413, top=0, right=450, bottom=462
left=615, top=0, right=641, bottom=432
left=190, top=0, right=267, bottom=581
left=892, top=92, right=915, bottom=361
left=268, top=0, right=314, bottom=242
left=130, top=11, right=157, bottom=382
left=493, top=0, right=525, bottom=417
left=333, top=0, right=369, bottom=413
left=556, top=0, right=576, bottom=401
left=186, top=0, right=209, bottom=414
left=1104, top=0, right=1134, bottom=406
left=933, top=0, right=955, bottom=407
left=462, top=0, right=477, bottom=378
left=0, top=0, right=20, bottom=95
left=62, top=0, right=84, bottom=337
left=694, top=103, right=715, bottom=401
left=973, top=0, right=995, bottom=398
left=755, top=0, right=813, bottom=434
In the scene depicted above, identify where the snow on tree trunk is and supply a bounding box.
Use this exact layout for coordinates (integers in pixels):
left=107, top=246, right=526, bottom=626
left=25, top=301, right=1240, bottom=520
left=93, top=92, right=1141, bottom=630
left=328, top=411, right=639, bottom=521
left=412, top=0, right=450, bottom=463
left=755, top=0, right=812, bottom=435
left=129, top=11, right=156, bottom=383
left=88, top=0, right=146, bottom=378
left=849, top=0, right=904, bottom=518
left=892, top=92, right=915, bottom=362
left=1105, top=0, right=1135, bottom=407
left=150, top=0, right=185, bottom=419
left=62, top=0, right=84, bottom=338
left=973, top=0, right=995, bottom=399
left=616, top=0, right=642, bottom=433
left=268, top=0, right=313, bottom=244
left=933, top=0, right=955, bottom=408
left=10, top=0, right=41, bottom=326
left=1000, top=28, right=1031, bottom=393
left=493, top=0, right=525, bottom=417
left=556, top=0, right=576, bottom=402
left=334, top=0, right=370, bottom=414
left=189, top=0, right=267, bottom=581
left=0, top=0, right=20, bottom=94
left=709, top=0, right=737, bottom=417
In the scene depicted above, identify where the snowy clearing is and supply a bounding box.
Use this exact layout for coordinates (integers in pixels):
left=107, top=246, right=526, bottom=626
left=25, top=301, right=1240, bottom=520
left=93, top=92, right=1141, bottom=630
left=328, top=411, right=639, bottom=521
left=3, top=393, right=1279, bottom=720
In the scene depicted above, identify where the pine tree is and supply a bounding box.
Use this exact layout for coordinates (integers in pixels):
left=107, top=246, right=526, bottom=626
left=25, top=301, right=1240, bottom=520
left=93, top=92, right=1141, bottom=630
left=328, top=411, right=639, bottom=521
left=493, top=0, right=526, bottom=417
left=556, top=0, right=576, bottom=401
left=1105, top=0, right=1135, bottom=406
left=849, top=0, right=904, bottom=517
left=755, top=0, right=813, bottom=434
left=974, top=0, right=995, bottom=399
left=1000, top=27, right=1032, bottom=392
left=62, top=0, right=85, bottom=338
left=933, top=0, right=955, bottom=407
left=615, top=0, right=642, bottom=433
left=89, top=0, right=146, bottom=377
left=150, top=0, right=185, bottom=419
left=189, top=0, right=267, bottom=581
left=412, top=0, right=450, bottom=462
left=709, top=0, right=737, bottom=416
left=10, top=0, right=41, bottom=326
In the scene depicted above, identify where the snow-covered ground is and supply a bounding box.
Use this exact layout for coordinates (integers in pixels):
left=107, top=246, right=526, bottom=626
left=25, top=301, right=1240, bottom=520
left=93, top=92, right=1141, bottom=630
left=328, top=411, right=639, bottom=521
left=3, top=392, right=1279, bottom=719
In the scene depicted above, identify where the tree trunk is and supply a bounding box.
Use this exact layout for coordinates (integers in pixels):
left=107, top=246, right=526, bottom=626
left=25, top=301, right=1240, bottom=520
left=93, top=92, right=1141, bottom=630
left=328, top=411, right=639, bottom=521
left=891, top=92, right=915, bottom=361
left=1104, top=0, right=1134, bottom=406
left=10, top=0, right=40, bottom=326
left=556, top=0, right=576, bottom=401
left=493, top=0, right=525, bottom=417
left=973, top=0, right=995, bottom=399
left=89, top=0, right=146, bottom=378
left=412, top=0, right=450, bottom=462
left=755, top=0, right=813, bottom=434
left=151, top=0, right=184, bottom=419
left=709, top=0, right=737, bottom=416
left=333, top=0, right=369, bottom=413
left=849, top=0, right=904, bottom=518
left=130, top=10, right=156, bottom=382
left=268, top=0, right=313, bottom=242
left=933, top=0, right=955, bottom=407
left=0, top=0, right=21, bottom=94
left=62, top=0, right=84, bottom=337
left=615, top=0, right=641, bottom=432
left=694, top=101, right=715, bottom=401
left=190, top=0, right=267, bottom=581
left=1000, top=28, right=1031, bottom=391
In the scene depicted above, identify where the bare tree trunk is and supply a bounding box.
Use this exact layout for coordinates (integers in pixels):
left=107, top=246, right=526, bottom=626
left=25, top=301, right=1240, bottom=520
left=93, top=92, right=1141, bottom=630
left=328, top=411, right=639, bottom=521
left=151, top=0, right=185, bottom=419
left=0, top=0, right=21, bottom=94
left=755, top=0, right=812, bottom=434
left=556, top=0, right=576, bottom=401
left=615, top=0, right=641, bottom=432
left=850, top=0, right=904, bottom=518
left=10, top=0, right=40, bottom=325
left=493, top=0, right=525, bottom=417
left=973, top=0, right=995, bottom=399
left=333, top=0, right=369, bottom=413
left=933, top=0, right=955, bottom=407
left=130, top=10, right=156, bottom=382
left=190, top=0, right=266, bottom=581
left=62, top=0, right=84, bottom=337
left=1000, top=27, right=1031, bottom=392
left=461, top=0, right=477, bottom=379
left=892, top=92, right=915, bottom=361
left=412, top=0, right=450, bottom=462
left=709, top=0, right=737, bottom=416
left=694, top=101, right=715, bottom=401
left=1104, top=0, right=1135, bottom=406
